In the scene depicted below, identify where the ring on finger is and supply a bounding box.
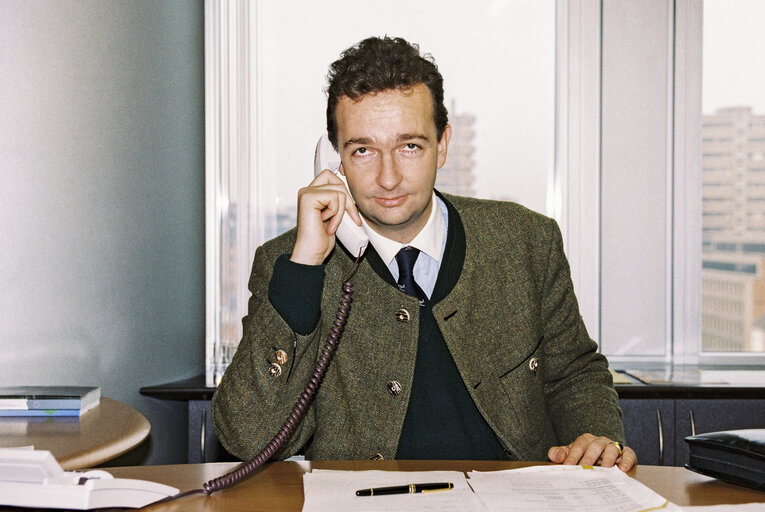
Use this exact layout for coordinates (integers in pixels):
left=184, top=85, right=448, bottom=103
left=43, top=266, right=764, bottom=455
left=610, top=441, right=624, bottom=456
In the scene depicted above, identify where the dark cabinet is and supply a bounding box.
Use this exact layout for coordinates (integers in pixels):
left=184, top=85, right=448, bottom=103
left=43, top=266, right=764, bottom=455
left=619, top=399, right=674, bottom=466
left=188, top=400, right=235, bottom=463
left=674, top=399, right=765, bottom=468
left=619, top=396, right=765, bottom=467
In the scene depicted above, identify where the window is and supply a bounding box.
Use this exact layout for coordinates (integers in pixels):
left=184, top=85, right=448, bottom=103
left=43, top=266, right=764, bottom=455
left=204, top=0, right=555, bottom=384
left=205, top=1, right=765, bottom=386
left=700, top=0, right=765, bottom=355
left=594, top=0, right=765, bottom=363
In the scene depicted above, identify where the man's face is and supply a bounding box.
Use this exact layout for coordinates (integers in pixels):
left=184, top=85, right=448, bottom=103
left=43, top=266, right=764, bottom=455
left=336, top=83, right=451, bottom=244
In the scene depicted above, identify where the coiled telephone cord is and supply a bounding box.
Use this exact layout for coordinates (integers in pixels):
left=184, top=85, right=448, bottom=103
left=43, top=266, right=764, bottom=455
left=195, top=257, right=361, bottom=496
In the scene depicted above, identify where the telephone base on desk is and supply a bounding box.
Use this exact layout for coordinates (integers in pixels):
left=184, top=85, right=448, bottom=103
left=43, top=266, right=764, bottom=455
left=0, top=448, right=178, bottom=510
left=685, top=429, right=765, bottom=491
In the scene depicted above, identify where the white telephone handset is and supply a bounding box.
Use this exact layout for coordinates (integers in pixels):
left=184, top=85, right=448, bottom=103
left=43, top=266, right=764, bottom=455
left=314, top=134, right=370, bottom=257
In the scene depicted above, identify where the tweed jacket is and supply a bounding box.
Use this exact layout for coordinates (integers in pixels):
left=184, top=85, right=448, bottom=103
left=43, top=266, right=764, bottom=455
left=211, top=193, right=625, bottom=462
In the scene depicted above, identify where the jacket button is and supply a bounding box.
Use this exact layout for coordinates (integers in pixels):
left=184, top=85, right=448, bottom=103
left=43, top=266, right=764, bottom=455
left=369, top=453, right=384, bottom=460
left=267, top=363, right=282, bottom=378
left=387, top=380, right=402, bottom=396
left=394, top=308, right=411, bottom=322
left=529, top=357, right=539, bottom=375
left=275, top=349, right=288, bottom=365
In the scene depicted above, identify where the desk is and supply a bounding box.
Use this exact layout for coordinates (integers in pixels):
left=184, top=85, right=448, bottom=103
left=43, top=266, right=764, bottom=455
left=0, top=397, right=150, bottom=469
left=103, top=460, right=765, bottom=511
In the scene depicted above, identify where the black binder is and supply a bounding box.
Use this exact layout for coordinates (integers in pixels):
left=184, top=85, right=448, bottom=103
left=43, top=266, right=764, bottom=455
left=685, top=429, right=765, bottom=491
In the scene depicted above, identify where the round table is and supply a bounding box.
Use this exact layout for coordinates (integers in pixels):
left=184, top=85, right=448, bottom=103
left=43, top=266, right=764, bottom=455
left=0, top=397, right=150, bottom=469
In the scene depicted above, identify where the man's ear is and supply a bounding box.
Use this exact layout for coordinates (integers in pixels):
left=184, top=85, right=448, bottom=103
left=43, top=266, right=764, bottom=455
left=436, top=124, right=452, bottom=169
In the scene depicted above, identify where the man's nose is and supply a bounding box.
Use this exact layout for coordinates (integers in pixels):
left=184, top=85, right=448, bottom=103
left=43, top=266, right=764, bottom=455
left=376, top=153, right=403, bottom=190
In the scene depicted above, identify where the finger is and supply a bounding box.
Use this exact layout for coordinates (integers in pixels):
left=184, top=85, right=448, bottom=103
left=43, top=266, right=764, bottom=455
left=598, top=442, right=622, bottom=468
left=547, top=445, right=569, bottom=463
left=618, top=446, right=637, bottom=472
left=578, top=437, right=611, bottom=466
left=311, top=168, right=343, bottom=185
left=562, top=434, right=596, bottom=465
left=299, top=184, right=350, bottom=213
left=319, top=199, right=340, bottom=222
left=320, top=188, right=361, bottom=227
left=325, top=192, right=347, bottom=235
left=334, top=164, right=362, bottom=226
left=309, top=171, right=362, bottom=225
left=298, top=188, right=338, bottom=221
left=344, top=195, right=362, bottom=226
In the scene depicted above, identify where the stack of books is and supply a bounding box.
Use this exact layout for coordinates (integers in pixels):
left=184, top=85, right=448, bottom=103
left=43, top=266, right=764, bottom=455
left=0, top=386, right=100, bottom=417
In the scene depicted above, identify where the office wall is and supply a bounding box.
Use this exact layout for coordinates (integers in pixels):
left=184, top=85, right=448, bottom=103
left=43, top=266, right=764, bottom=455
left=0, top=1, right=205, bottom=464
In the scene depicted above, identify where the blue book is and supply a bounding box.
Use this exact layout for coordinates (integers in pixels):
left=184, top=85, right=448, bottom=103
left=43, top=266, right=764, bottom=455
left=0, top=409, right=84, bottom=417
left=0, top=386, right=100, bottom=416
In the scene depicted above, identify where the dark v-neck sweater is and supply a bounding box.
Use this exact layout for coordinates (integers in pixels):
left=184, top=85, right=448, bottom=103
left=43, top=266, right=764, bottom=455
left=269, top=195, right=506, bottom=459
left=363, top=197, right=506, bottom=459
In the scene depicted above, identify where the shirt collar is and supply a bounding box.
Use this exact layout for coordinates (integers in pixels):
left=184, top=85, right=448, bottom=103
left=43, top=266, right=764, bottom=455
left=364, top=191, right=444, bottom=267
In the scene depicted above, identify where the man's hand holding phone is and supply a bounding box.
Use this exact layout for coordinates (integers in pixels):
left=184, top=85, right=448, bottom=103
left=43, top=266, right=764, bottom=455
left=291, top=168, right=363, bottom=266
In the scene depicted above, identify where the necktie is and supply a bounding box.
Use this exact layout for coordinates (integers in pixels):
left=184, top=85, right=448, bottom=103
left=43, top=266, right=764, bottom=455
left=395, top=246, right=428, bottom=307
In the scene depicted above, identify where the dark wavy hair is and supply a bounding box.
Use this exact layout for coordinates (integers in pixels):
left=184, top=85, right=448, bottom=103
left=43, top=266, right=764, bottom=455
left=325, top=36, right=449, bottom=150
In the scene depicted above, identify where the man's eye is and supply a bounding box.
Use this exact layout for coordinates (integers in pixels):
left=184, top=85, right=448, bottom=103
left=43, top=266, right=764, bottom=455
left=354, top=147, right=368, bottom=156
left=403, top=143, right=420, bottom=152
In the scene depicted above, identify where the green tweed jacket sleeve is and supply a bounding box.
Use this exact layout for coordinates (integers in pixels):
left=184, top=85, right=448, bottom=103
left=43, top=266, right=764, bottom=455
left=210, top=229, right=326, bottom=461
left=211, top=193, right=624, bottom=462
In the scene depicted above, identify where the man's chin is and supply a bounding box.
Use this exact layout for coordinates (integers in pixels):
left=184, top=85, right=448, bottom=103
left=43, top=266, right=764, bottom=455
left=364, top=212, right=424, bottom=240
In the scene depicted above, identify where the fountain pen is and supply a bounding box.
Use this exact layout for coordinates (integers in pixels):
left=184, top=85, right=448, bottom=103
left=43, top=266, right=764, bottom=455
left=356, top=482, right=454, bottom=496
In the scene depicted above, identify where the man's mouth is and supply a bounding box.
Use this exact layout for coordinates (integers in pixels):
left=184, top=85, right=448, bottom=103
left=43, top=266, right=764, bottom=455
left=374, top=195, right=407, bottom=207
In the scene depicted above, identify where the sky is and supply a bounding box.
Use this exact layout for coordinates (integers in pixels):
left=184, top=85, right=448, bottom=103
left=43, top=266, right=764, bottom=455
left=703, top=0, right=765, bottom=114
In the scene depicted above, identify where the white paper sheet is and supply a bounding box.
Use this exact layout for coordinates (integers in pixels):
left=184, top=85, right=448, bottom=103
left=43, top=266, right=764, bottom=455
left=467, top=465, right=679, bottom=512
left=301, top=470, right=485, bottom=512
left=681, top=506, right=765, bottom=511
left=301, top=466, right=765, bottom=512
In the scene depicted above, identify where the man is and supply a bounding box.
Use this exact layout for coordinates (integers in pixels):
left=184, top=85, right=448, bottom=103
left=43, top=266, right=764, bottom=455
left=212, top=36, right=636, bottom=471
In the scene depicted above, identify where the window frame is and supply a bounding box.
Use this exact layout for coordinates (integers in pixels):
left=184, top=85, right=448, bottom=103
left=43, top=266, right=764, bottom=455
left=204, top=0, right=764, bottom=386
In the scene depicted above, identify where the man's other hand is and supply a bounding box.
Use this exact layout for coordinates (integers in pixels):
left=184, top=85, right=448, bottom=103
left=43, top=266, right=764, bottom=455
left=548, top=433, right=637, bottom=471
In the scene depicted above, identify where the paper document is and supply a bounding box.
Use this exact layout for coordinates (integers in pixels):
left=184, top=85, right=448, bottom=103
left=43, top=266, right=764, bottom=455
left=302, top=466, right=765, bottom=511
left=302, top=470, right=483, bottom=512
left=681, top=506, right=765, bottom=511
left=467, top=465, right=675, bottom=512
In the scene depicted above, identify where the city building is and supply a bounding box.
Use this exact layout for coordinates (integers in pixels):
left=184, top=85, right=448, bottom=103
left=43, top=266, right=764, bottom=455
left=702, top=107, right=765, bottom=352
left=436, top=100, right=477, bottom=196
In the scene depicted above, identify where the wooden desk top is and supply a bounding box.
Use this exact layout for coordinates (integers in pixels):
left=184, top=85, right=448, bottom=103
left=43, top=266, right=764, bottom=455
left=104, top=460, right=765, bottom=511
left=0, top=397, right=149, bottom=470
